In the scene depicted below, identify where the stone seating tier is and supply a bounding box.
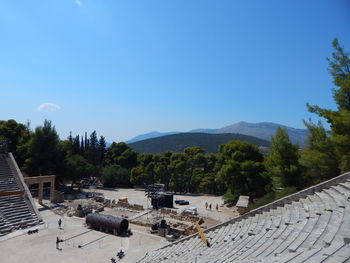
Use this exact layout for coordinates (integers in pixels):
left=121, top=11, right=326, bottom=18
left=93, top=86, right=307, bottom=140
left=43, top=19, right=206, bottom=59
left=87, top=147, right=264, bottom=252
left=0, top=153, right=42, bottom=237
left=138, top=172, right=350, bottom=263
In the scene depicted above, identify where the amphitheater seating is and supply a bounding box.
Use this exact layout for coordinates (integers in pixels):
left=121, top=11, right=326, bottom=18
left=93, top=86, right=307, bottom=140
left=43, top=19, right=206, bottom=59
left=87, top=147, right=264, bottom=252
left=0, top=154, right=20, bottom=192
left=138, top=173, right=350, bottom=263
left=0, top=153, right=41, bottom=237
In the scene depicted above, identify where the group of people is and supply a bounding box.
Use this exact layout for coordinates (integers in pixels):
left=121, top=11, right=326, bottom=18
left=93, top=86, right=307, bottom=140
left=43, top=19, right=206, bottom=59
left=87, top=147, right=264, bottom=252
left=205, top=202, right=219, bottom=211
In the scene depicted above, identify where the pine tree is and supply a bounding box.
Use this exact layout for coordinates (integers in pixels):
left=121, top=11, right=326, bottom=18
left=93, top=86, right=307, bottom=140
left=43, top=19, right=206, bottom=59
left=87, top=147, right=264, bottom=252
left=98, top=136, right=106, bottom=165
left=23, top=120, right=60, bottom=175
left=217, top=141, right=268, bottom=198
left=80, top=135, right=84, bottom=153
left=84, top=132, right=88, bottom=151
left=72, top=135, right=80, bottom=154
left=265, top=128, right=302, bottom=188
left=307, top=38, right=350, bottom=173
left=68, top=132, right=73, bottom=143
left=87, top=131, right=99, bottom=165
left=300, top=120, right=339, bottom=184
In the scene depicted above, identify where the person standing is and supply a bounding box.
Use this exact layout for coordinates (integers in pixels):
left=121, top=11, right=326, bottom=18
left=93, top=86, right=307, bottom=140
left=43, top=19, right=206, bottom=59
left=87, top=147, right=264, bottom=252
left=205, top=202, right=208, bottom=209
left=209, top=203, right=212, bottom=210
left=56, top=237, right=60, bottom=250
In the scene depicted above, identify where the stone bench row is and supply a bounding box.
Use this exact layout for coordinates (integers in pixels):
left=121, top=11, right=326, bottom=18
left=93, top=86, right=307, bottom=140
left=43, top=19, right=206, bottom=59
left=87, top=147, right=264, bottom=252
left=0, top=195, right=40, bottom=235
left=138, top=179, right=350, bottom=263
left=0, top=155, right=21, bottom=192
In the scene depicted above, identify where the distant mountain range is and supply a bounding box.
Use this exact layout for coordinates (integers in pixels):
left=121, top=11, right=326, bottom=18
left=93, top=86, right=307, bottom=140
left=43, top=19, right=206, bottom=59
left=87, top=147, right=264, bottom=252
left=214, top=122, right=308, bottom=146
left=126, top=131, right=180, bottom=144
left=128, top=132, right=270, bottom=154
left=126, top=121, right=308, bottom=146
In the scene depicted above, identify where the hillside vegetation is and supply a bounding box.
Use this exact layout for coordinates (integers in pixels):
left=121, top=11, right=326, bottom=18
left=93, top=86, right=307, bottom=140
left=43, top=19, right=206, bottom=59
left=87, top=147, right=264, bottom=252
left=128, top=132, right=270, bottom=154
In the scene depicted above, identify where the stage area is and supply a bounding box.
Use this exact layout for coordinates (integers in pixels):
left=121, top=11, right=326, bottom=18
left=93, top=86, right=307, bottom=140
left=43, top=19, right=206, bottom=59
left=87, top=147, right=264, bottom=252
left=0, top=207, right=166, bottom=263
left=91, top=188, right=239, bottom=222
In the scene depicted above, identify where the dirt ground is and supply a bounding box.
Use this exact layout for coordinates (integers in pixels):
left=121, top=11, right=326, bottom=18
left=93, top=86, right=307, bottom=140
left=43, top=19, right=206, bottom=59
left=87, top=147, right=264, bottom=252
left=101, top=207, right=139, bottom=219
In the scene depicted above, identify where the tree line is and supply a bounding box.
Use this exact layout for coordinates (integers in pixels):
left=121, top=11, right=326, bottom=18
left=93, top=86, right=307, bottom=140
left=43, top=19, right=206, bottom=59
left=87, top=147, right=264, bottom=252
left=0, top=119, right=270, bottom=200
left=0, top=38, right=349, bottom=204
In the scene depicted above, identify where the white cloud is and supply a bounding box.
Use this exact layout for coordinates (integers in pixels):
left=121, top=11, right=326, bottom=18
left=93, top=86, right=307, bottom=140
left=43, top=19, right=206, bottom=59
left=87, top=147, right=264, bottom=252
left=37, top=102, right=61, bottom=112
left=75, top=0, right=82, bottom=6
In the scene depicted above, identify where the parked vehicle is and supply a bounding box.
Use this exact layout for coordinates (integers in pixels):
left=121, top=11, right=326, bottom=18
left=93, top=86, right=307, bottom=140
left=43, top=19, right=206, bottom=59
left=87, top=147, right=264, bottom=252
left=175, top=199, right=189, bottom=205
left=185, top=207, right=198, bottom=215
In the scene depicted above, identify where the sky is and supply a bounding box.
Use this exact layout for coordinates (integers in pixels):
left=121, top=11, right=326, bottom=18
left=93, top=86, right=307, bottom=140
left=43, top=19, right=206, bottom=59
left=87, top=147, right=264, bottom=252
left=0, top=0, right=349, bottom=142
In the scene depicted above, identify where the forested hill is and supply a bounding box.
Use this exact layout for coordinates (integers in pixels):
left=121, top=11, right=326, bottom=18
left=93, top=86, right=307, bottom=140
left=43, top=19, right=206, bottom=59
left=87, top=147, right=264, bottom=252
left=128, top=132, right=270, bottom=154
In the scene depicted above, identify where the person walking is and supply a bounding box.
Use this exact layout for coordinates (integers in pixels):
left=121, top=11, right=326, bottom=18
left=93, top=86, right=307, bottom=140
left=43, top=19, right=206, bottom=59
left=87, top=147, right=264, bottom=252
left=58, top=218, right=62, bottom=229
left=209, top=203, right=212, bottom=210
left=216, top=203, right=219, bottom=211
left=205, top=202, right=208, bottom=209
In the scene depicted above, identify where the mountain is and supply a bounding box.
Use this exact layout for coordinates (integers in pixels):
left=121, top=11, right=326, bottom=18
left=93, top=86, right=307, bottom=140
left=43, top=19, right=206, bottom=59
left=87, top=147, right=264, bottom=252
left=189, top=128, right=218, bottom=134
left=126, top=131, right=180, bottom=144
left=216, top=121, right=308, bottom=146
left=125, top=121, right=308, bottom=146
left=128, top=132, right=270, bottom=154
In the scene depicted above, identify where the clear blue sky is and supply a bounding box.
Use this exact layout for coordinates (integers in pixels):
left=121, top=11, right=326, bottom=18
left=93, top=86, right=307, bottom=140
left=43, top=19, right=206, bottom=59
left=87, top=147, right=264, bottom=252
left=0, top=0, right=349, bottom=142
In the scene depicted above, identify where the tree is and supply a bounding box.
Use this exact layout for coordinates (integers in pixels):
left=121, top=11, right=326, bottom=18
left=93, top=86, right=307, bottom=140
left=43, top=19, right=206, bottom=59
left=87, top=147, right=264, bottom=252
left=64, top=154, right=93, bottom=188
left=130, top=154, right=154, bottom=185
left=105, top=142, right=129, bottom=163
left=199, top=153, right=222, bottom=194
left=105, top=142, right=137, bottom=170
left=98, top=136, right=106, bottom=165
left=168, top=153, right=187, bottom=193
left=0, top=119, right=31, bottom=165
left=86, top=131, right=99, bottom=165
left=300, top=120, right=339, bottom=185
left=217, top=141, right=268, bottom=198
left=153, top=152, right=172, bottom=186
left=184, top=147, right=206, bottom=192
left=307, top=38, right=350, bottom=173
left=265, top=128, right=301, bottom=188
left=130, top=166, right=147, bottom=186
left=23, top=120, right=61, bottom=175
left=327, top=39, right=350, bottom=111
left=71, top=135, right=81, bottom=155
left=101, top=165, right=130, bottom=188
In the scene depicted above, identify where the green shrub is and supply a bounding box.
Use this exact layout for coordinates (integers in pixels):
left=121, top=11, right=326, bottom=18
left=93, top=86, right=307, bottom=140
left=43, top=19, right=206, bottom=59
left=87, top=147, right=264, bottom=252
left=223, top=189, right=240, bottom=205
